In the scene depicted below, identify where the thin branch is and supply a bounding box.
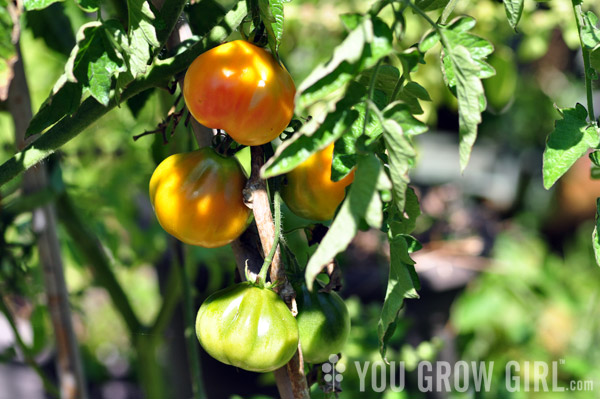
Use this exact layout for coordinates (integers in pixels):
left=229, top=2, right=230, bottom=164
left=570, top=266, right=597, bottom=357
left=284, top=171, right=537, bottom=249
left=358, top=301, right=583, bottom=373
left=0, top=0, right=249, bottom=187
left=403, top=0, right=453, bottom=50
left=55, top=192, right=143, bottom=335
left=149, top=261, right=181, bottom=336
left=173, top=240, right=206, bottom=399
left=0, top=296, right=60, bottom=397
left=9, top=37, right=88, bottom=399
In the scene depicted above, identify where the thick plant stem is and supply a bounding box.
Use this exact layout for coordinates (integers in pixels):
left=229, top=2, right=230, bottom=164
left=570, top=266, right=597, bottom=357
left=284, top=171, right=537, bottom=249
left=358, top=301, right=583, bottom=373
left=257, top=191, right=282, bottom=285
left=246, top=146, right=310, bottom=399
left=9, top=40, right=88, bottom=399
left=247, top=147, right=285, bottom=292
left=134, top=334, right=164, bottom=399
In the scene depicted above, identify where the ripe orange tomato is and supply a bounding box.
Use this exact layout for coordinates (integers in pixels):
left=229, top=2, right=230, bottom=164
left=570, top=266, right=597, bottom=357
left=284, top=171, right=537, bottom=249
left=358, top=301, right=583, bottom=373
left=183, top=40, right=296, bottom=146
left=282, top=143, right=355, bottom=221
left=149, top=147, right=251, bottom=248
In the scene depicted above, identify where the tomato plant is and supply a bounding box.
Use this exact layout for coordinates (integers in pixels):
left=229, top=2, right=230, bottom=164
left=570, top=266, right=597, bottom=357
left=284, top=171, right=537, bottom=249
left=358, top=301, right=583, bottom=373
left=183, top=40, right=296, bottom=146
left=149, top=147, right=250, bottom=248
left=195, top=281, right=299, bottom=373
left=295, top=283, right=351, bottom=364
left=281, top=143, right=355, bottom=221
left=3, top=0, right=600, bottom=397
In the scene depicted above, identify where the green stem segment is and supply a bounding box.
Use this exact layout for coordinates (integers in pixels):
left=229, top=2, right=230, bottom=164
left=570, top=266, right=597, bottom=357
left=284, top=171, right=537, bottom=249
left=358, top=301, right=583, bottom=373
left=56, top=192, right=143, bottom=334
left=0, top=296, right=60, bottom=397
left=572, top=0, right=596, bottom=123
left=257, top=191, right=282, bottom=286
left=362, top=59, right=383, bottom=138
left=403, top=0, right=452, bottom=50
left=173, top=241, right=206, bottom=399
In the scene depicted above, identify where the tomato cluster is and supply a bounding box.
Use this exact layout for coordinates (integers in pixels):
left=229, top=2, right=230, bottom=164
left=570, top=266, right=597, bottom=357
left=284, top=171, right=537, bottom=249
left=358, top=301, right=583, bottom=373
left=148, top=40, right=352, bottom=374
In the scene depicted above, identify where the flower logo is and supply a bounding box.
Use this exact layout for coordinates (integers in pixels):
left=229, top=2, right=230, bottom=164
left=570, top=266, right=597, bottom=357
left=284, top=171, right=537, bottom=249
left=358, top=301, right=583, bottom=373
left=322, top=354, right=345, bottom=383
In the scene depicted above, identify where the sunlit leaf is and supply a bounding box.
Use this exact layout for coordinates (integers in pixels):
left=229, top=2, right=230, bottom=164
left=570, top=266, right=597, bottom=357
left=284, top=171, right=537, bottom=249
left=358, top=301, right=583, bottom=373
left=503, top=0, right=524, bottom=30
left=258, top=0, right=285, bottom=55
left=378, top=234, right=419, bottom=359
left=543, top=104, right=600, bottom=189
left=305, top=154, right=382, bottom=290
left=23, top=0, right=61, bottom=11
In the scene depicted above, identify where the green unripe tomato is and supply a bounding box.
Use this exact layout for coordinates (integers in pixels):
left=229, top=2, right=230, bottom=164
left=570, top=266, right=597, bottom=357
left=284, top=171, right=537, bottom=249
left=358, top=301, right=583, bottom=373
left=195, top=281, right=299, bottom=372
left=296, top=284, right=351, bottom=364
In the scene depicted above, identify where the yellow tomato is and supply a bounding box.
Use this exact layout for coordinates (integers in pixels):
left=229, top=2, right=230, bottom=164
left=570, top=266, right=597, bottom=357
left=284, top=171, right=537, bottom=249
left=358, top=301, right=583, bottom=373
left=149, top=148, right=251, bottom=248
left=183, top=40, right=296, bottom=146
left=282, top=143, right=355, bottom=221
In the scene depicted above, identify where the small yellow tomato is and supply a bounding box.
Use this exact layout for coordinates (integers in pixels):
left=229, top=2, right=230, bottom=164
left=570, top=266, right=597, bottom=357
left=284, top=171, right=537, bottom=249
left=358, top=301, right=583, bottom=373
left=282, top=143, right=355, bottom=221
left=183, top=40, right=296, bottom=146
left=149, top=147, right=251, bottom=248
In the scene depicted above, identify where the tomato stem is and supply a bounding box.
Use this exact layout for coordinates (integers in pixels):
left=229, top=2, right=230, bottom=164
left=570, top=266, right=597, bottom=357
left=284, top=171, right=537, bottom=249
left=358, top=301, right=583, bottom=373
left=571, top=0, right=597, bottom=124
left=257, top=190, right=282, bottom=287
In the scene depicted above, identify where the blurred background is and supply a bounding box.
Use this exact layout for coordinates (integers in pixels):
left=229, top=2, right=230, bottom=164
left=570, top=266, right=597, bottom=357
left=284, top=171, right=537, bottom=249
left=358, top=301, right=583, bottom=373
left=1, top=0, right=600, bottom=398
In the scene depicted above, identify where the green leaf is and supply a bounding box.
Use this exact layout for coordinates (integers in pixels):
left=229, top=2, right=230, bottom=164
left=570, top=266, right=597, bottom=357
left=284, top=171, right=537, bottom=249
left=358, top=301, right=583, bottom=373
left=592, top=164, right=600, bottom=179
left=415, top=0, right=450, bottom=11
left=378, top=102, right=426, bottom=211
left=305, top=154, right=382, bottom=290
left=76, top=0, right=99, bottom=12
left=125, top=0, right=159, bottom=77
left=395, top=81, right=431, bottom=115
left=590, top=47, right=600, bottom=74
left=186, top=0, right=227, bottom=37
left=378, top=234, right=419, bottom=359
left=437, top=16, right=493, bottom=170
left=543, top=104, right=600, bottom=189
left=399, top=49, right=426, bottom=77
left=258, top=0, right=285, bottom=55
left=419, top=30, right=440, bottom=53
left=296, top=15, right=393, bottom=118
left=594, top=198, right=600, bottom=267
left=64, top=22, right=127, bottom=106
left=26, top=76, right=82, bottom=137
left=503, top=0, right=524, bottom=30
left=447, top=45, right=486, bottom=171
left=23, top=0, right=61, bottom=11
left=340, top=13, right=362, bottom=31
left=581, top=11, right=600, bottom=49
left=330, top=89, right=386, bottom=181
left=0, top=2, right=15, bottom=101
left=25, top=3, right=76, bottom=57
left=443, top=17, right=495, bottom=87
left=590, top=150, right=600, bottom=167
left=358, top=65, right=399, bottom=101
left=262, top=83, right=365, bottom=178
left=390, top=187, right=421, bottom=234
